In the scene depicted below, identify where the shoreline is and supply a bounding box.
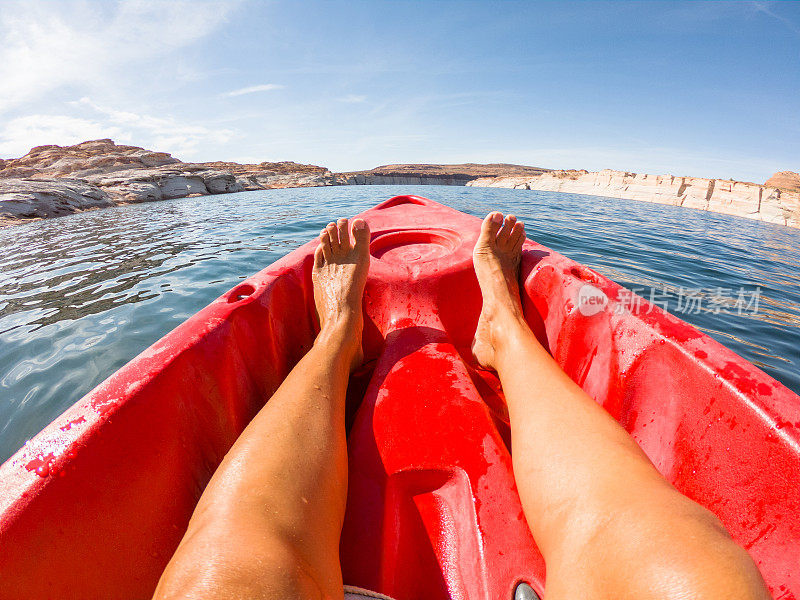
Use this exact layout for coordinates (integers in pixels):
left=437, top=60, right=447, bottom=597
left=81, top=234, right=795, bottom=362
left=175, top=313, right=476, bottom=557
left=467, top=170, right=800, bottom=230
left=4, top=179, right=798, bottom=232
left=1, top=140, right=798, bottom=230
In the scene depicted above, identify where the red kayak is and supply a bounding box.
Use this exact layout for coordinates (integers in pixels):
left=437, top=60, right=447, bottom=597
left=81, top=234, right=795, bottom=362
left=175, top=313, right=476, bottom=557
left=0, top=195, right=798, bottom=599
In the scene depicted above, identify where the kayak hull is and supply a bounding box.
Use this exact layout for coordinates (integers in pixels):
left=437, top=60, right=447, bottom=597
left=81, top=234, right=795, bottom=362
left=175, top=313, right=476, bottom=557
left=0, top=195, right=797, bottom=599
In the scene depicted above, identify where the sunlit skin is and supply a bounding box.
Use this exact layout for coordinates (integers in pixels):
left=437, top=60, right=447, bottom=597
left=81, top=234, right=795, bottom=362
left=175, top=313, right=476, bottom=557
left=471, top=212, right=770, bottom=600
left=152, top=218, right=369, bottom=600
left=153, top=214, right=770, bottom=600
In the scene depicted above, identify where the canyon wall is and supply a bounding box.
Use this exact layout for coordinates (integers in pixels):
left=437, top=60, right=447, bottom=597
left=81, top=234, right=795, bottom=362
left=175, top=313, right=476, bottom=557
left=765, top=171, right=800, bottom=193
left=335, top=163, right=550, bottom=187
left=335, top=174, right=472, bottom=186
left=0, top=140, right=334, bottom=225
left=2, top=139, right=798, bottom=231
left=467, top=170, right=800, bottom=229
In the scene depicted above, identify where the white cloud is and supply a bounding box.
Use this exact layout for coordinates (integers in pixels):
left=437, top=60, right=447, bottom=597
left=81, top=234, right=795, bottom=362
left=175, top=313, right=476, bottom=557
left=221, top=84, right=285, bottom=98
left=0, top=99, right=236, bottom=160
left=338, top=95, right=367, bottom=103
left=0, top=0, right=240, bottom=114
left=0, top=115, right=127, bottom=158
left=76, top=98, right=236, bottom=158
left=752, top=1, right=800, bottom=35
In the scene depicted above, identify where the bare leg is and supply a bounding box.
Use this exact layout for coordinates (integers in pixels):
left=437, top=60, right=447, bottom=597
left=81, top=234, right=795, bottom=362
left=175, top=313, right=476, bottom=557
left=153, top=217, right=370, bottom=600
left=472, top=213, right=770, bottom=600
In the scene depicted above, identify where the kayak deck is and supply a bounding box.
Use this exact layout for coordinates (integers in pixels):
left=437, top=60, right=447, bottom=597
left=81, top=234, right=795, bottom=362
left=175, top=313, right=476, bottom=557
left=0, top=195, right=797, bottom=599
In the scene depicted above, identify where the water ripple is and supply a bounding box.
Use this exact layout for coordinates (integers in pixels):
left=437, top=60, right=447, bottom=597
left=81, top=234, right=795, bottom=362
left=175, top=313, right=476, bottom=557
left=0, top=185, right=799, bottom=463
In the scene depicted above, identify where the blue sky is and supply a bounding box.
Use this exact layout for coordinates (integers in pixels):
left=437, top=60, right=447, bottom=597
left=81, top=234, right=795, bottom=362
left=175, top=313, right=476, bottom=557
left=0, top=0, right=798, bottom=182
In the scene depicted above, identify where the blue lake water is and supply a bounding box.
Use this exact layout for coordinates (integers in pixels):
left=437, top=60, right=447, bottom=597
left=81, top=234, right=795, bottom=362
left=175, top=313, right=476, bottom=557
left=1, top=185, right=799, bottom=463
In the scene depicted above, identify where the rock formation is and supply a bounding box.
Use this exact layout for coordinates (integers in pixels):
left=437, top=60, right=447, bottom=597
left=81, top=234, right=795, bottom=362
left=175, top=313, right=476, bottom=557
left=467, top=170, right=800, bottom=229
left=0, top=139, right=180, bottom=179
left=2, top=139, right=798, bottom=230
left=335, top=163, right=550, bottom=185
left=765, top=171, right=800, bottom=193
left=0, top=139, right=334, bottom=225
left=0, top=178, right=115, bottom=222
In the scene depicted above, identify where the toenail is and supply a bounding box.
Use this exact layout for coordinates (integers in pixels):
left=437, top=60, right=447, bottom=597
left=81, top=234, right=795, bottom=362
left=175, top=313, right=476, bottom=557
left=491, top=213, right=503, bottom=223
left=353, top=219, right=367, bottom=230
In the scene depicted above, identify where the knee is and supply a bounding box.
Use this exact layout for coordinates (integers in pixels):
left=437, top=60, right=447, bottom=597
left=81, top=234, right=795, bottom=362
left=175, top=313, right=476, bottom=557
left=612, top=505, right=771, bottom=600
left=154, top=527, right=342, bottom=600
left=558, top=501, right=771, bottom=600
left=674, top=510, right=769, bottom=599
left=156, top=550, right=338, bottom=600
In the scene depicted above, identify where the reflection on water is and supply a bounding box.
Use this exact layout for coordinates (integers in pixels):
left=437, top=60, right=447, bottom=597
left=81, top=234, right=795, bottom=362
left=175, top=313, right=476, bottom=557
left=1, top=185, right=799, bottom=463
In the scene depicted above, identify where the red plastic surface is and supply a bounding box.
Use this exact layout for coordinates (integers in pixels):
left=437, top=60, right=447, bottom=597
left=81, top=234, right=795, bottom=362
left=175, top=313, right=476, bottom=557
left=0, top=196, right=798, bottom=599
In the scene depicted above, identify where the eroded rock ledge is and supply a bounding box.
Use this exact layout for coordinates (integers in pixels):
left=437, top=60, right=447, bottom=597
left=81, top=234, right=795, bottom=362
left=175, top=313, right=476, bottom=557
left=0, top=139, right=333, bottom=225
left=467, top=169, right=800, bottom=229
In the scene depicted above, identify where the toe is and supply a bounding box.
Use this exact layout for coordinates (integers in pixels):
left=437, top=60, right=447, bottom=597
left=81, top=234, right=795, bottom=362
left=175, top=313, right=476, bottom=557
left=352, top=218, right=370, bottom=254
left=477, top=212, right=504, bottom=247
left=313, top=243, right=325, bottom=269
left=319, top=229, right=333, bottom=262
left=496, top=214, right=517, bottom=248
left=337, top=218, right=351, bottom=252
left=509, top=221, right=525, bottom=250
left=326, top=222, right=340, bottom=253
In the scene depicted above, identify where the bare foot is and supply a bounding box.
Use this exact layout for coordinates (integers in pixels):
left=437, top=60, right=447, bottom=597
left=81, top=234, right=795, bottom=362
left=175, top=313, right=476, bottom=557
left=472, top=212, right=526, bottom=370
left=312, top=217, right=371, bottom=370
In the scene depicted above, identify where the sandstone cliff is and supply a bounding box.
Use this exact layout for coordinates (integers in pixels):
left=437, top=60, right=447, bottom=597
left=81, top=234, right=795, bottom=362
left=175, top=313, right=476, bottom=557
left=2, top=140, right=798, bottom=231
left=467, top=170, right=800, bottom=229
left=335, top=163, right=550, bottom=186
left=0, top=178, right=115, bottom=221
left=0, top=139, right=334, bottom=225
left=765, top=171, right=800, bottom=193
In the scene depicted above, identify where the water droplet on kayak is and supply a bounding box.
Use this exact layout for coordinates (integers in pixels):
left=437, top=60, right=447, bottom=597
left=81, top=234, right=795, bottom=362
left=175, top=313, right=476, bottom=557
left=35, top=465, right=49, bottom=477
